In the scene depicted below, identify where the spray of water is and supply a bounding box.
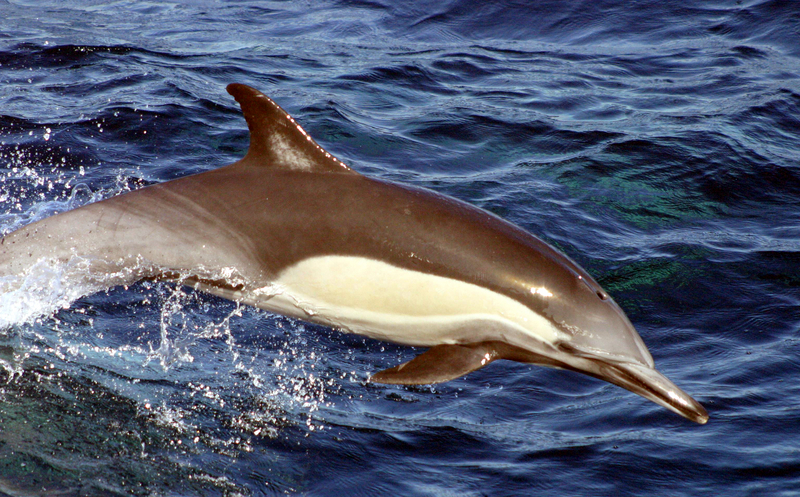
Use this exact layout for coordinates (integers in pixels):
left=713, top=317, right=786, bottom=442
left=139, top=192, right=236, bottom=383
left=0, top=155, right=336, bottom=439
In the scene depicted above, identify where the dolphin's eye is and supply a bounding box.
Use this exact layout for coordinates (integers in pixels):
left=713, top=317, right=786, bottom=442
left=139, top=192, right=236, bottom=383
left=596, top=290, right=608, bottom=301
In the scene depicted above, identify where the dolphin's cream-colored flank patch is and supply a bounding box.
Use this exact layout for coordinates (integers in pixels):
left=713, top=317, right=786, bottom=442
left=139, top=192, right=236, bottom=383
left=273, top=255, right=560, bottom=346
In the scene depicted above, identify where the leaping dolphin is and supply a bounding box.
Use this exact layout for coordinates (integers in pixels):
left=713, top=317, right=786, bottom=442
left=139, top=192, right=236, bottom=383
left=0, top=83, right=708, bottom=424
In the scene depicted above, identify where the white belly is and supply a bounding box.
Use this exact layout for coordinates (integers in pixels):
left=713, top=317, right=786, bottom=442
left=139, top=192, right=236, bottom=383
left=243, top=255, right=562, bottom=348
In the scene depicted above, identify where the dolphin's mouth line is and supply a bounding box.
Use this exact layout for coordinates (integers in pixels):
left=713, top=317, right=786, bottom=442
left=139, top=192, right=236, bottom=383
left=577, top=359, right=709, bottom=424
left=498, top=341, right=708, bottom=424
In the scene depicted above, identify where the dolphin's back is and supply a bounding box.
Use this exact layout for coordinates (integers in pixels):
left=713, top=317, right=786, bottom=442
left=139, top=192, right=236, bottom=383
left=0, top=173, right=260, bottom=286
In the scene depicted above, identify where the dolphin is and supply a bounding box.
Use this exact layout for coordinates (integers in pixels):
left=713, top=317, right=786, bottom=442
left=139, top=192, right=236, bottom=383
left=0, top=83, right=708, bottom=424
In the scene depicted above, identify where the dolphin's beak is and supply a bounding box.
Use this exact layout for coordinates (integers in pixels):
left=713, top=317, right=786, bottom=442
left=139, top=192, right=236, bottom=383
left=591, top=361, right=709, bottom=424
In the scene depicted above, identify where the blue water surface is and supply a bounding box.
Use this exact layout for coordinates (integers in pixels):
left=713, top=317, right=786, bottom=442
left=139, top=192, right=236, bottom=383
left=0, top=1, right=799, bottom=495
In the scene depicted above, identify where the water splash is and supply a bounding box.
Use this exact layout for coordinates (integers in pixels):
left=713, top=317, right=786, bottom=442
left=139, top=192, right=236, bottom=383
left=0, top=257, right=107, bottom=329
left=0, top=255, right=336, bottom=434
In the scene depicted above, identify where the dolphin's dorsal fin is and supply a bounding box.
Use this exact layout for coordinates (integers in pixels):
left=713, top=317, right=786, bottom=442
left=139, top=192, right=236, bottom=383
left=370, top=343, right=500, bottom=385
left=226, top=83, right=355, bottom=174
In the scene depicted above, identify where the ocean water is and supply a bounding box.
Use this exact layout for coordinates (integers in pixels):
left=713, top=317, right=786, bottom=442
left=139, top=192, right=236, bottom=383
left=0, top=0, right=799, bottom=495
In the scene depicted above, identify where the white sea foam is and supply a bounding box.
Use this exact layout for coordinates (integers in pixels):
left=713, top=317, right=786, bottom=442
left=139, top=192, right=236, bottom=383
left=0, top=258, right=99, bottom=329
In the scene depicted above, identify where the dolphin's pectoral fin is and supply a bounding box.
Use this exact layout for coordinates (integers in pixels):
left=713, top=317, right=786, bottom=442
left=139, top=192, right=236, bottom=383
left=370, top=343, right=499, bottom=385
